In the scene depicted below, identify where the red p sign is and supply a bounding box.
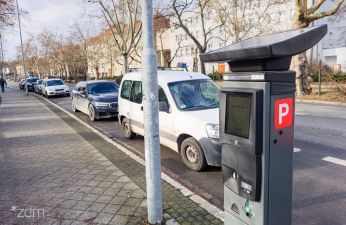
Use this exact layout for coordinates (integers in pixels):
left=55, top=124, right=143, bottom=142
left=275, top=98, right=293, bottom=129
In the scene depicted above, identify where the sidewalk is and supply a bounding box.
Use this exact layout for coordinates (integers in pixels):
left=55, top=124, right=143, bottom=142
left=0, top=87, right=222, bottom=225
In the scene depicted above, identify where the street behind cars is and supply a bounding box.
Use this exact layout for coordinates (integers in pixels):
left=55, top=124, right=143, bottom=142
left=71, top=80, right=119, bottom=121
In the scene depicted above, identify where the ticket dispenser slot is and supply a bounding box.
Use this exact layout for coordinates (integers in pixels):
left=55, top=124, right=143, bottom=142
left=220, top=89, right=263, bottom=201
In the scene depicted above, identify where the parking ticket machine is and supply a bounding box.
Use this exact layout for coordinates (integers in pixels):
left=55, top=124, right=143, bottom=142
left=200, top=25, right=327, bottom=225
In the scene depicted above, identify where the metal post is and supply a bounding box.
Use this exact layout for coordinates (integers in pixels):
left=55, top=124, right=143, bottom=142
left=0, top=33, right=4, bottom=77
left=141, top=0, right=163, bottom=224
left=15, top=0, right=27, bottom=94
left=318, top=61, right=321, bottom=96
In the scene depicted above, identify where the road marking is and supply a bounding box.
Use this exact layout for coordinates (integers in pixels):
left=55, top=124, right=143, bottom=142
left=294, top=147, right=301, bottom=153
left=295, top=112, right=306, bottom=116
left=322, top=156, right=346, bottom=167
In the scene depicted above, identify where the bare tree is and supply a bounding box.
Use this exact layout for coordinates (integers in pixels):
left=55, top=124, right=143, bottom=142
left=0, top=0, right=16, bottom=28
left=172, top=0, right=227, bottom=74
left=89, top=0, right=142, bottom=74
left=23, top=35, right=42, bottom=78
left=292, top=0, right=345, bottom=95
left=215, top=0, right=285, bottom=43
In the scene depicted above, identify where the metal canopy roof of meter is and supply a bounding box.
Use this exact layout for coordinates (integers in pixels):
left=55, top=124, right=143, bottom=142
left=200, top=24, right=327, bottom=72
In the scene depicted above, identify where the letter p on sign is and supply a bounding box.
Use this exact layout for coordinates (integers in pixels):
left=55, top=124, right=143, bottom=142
left=275, top=98, right=293, bottom=129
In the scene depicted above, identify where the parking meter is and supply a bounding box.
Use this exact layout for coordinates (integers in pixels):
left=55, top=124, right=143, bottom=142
left=200, top=25, right=327, bottom=225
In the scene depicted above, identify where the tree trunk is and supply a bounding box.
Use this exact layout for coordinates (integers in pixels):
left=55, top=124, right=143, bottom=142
left=292, top=12, right=312, bottom=95
left=96, top=66, right=100, bottom=80
left=123, top=54, right=129, bottom=74
left=200, top=61, right=206, bottom=74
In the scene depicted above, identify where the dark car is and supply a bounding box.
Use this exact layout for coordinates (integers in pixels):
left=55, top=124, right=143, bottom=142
left=25, top=77, right=39, bottom=91
left=34, top=79, right=43, bottom=93
left=71, top=80, right=119, bottom=121
left=18, top=79, right=25, bottom=90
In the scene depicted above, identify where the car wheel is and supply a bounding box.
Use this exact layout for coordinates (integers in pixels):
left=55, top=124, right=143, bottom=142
left=88, top=104, right=96, bottom=122
left=122, top=117, right=136, bottom=139
left=180, top=137, right=207, bottom=171
left=72, top=99, right=79, bottom=112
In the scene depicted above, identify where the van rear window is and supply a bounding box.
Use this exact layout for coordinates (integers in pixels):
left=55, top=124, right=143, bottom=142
left=121, top=80, right=132, bottom=100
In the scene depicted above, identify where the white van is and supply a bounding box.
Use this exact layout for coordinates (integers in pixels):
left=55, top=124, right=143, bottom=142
left=118, top=71, right=220, bottom=171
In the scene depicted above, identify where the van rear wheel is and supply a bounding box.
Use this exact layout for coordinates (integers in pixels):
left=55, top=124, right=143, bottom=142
left=180, top=137, right=207, bottom=171
left=122, top=118, right=136, bottom=139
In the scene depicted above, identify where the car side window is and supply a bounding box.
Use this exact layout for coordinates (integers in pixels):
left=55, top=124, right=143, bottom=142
left=158, top=86, right=168, bottom=105
left=130, top=81, right=142, bottom=104
left=121, top=80, right=132, bottom=100
left=75, top=83, right=81, bottom=91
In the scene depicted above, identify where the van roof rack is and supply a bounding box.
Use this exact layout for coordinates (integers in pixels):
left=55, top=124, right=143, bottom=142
left=128, top=67, right=189, bottom=73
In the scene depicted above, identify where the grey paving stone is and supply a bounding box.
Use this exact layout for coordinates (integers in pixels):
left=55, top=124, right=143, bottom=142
left=72, top=201, right=92, bottom=211
left=60, top=199, right=78, bottom=209
left=117, top=206, right=137, bottom=216
left=63, top=209, right=84, bottom=220
left=94, top=212, right=114, bottom=224
left=103, top=187, right=120, bottom=196
left=101, top=204, right=122, bottom=214
left=76, top=210, right=98, bottom=222
left=82, top=193, right=99, bottom=202
left=110, top=196, right=127, bottom=205
left=96, top=195, right=113, bottom=204
left=87, top=202, right=106, bottom=213
left=123, top=198, right=143, bottom=207
left=109, top=215, right=128, bottom=225
left=69, top=192, right=85, bottom=201
left=98, top=181, right=114, bottom=188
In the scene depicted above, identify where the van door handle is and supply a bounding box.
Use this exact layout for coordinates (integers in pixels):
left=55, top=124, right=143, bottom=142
left=140, top=106, right=143, bottom=111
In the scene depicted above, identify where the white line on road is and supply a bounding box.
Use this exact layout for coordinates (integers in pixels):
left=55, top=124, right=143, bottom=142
left=294, top=147, right=302, bottom=153
left=295, top=113, right=306, bottom=116
left=322, top=156, right=346, bottom=167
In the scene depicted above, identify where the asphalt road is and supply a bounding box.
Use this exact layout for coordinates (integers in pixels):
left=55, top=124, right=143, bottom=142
left=22, top=84, right=346, bottom=225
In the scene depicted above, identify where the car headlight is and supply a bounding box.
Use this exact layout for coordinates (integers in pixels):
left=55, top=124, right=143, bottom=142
left=95, top=102, right=109, bottom=107
left=206, top=124, right=219, bottom=139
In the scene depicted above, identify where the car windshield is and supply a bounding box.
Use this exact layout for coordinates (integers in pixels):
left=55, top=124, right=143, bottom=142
left=47, top=80, right=64, bottom=86
left=27, top=78, right=38, bottom=83
left=37, top=80, right=43, bottom=84
left=88, top=82, right=118, bottom=94
left=168, top=79, right=220, bottom=110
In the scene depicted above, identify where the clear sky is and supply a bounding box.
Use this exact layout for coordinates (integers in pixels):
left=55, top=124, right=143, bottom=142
left=2, top=0, right=101, bottom=60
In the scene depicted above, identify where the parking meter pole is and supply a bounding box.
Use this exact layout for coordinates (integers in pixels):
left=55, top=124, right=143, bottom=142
left=15, top=0, right=27, bottom=95
left=141, top=0, right=163, bottom=224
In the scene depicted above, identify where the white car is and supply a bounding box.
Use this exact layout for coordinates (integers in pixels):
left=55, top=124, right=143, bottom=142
left=118, top=70, right=221, bottom=171
left=41, top=79, right=70, bottom=98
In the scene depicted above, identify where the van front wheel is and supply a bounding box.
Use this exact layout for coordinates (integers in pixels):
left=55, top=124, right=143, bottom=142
left=180, top=137, right=207, bottom=171
left=122, top=118, right=136, bottom=139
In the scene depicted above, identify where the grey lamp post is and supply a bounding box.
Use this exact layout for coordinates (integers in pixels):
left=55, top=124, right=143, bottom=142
left=15, top=0, right=27, bottom=94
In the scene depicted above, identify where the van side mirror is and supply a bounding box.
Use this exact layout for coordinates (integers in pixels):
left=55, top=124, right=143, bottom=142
left=159, top=101, right=169, bottom=112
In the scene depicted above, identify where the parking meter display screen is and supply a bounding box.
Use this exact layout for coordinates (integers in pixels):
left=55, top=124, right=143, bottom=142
left=225, top=94, right=252, bottom=139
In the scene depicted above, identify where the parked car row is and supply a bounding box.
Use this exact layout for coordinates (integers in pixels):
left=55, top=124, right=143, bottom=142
left=19, top=77, right=70, bottom=98
left=19, top=71, right=221, bottom=171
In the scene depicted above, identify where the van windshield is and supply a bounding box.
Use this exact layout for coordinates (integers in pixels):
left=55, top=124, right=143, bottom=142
left=168, top=79, right=220, bottom=110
